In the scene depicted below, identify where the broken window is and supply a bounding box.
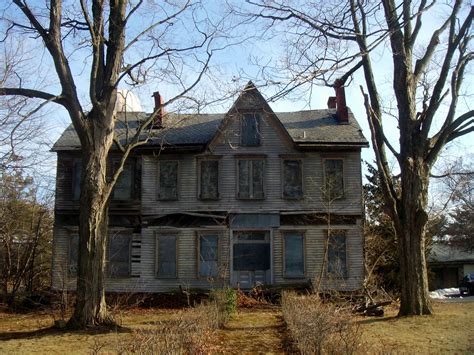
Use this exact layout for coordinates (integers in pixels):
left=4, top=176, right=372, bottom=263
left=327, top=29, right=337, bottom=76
left=283, top=159, right=303, bottom=199
left=284, top=232, right=305, bottom=278
left=241, top=113, right=260, bottom=146
left=156, top=235, right=177, bottom=278
left=199, top=234, right=219, bottom=278
left=238, top=159, right=265, bottom=199
left=108, top=232, right=132, bottom=278
left=68, top=234, right=79, bottom=277
left=72, top=160, right=82, bottom=200
left=324, top=159, right=344, bottom=199
left=159, top=160, right=178, bottom=200
left=200, top=160, right=219, bottom=200
left=113, top=162, right=133, bottom=200
left=327, top=233, right=347, bottom=278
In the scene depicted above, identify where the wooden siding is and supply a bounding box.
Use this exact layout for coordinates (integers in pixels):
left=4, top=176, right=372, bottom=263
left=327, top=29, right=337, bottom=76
left=142, top=111, right=363, bottom=216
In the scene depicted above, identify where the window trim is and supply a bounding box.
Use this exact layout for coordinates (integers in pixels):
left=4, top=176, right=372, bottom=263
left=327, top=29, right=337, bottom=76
left=196, top=232, right=220, bottom=279
left=112, top=160, right=134, bottom=201
left=240, top=112, right=261, bottom=146
left=281, top=158, right=304, bottom=200
left=157, top=159, right=180, bottom=201
left=283, top=231, right=306, bottom=279
left=236, top=157, right=266, bottom=200
left=326, top=230, right=348, bottom=279
left=155, top=233, right=178, bottom=279
left=322, top=157, right=345, bottom=200
left=197, top=157, right=220, bottom=200
left=107, top=232, right=132, bottom=279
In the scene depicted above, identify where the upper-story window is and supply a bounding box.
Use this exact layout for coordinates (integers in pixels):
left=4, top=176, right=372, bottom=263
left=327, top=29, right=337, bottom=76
left=241, top=113, right=261, bottom=146
left=158, top=160, right=179, bottom=200
left=282, top=159, right=303, bottom=199
left=324, top=158, right=344, bottom=200
left=72, top=160, right=82, bottom=200
left=199, top=159, right=219, bottom=200
left=112, top=162, right=133, bottom=200
left=237, top=158, right=265, bottom=199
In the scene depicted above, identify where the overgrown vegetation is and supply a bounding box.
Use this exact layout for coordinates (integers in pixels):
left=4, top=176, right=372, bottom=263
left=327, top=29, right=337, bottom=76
left=281, top=292, right=362, bottom=354
left=210, top=287, right=237, bottom=327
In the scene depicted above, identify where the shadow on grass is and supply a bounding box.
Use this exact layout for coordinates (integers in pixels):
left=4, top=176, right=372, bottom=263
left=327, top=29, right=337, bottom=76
left=0, top=325, right=132, bottom=341
left=357, top=315, right=398, bottom=325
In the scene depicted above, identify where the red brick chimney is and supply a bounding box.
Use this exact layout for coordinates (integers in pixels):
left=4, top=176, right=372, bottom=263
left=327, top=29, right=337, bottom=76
left=335, top=85, right=349, bottom=124
left=327, top=96, right=337, bottom=109
left=152, top=91, right=165, bottom=128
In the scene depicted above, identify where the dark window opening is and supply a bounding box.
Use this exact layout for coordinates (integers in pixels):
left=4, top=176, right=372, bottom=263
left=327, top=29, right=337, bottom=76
left=159, top=161, right=178, bottom=200
left=68, top=234, right=79, bottom=277
left=199, top=234, right=218, bottom=277
left=241, top=113, right=261, bottom=146
left=72, top=160, right=82, bottom=200
left=200, top=160, right=219, bottom=200
left=156, top=235, right=177, bottom=278
left=327, top=234, right=347, bottom=278
left=108, top=232, right=132, bottom=278
left=284, top=233, right=304, bottom=278
left=324, top=159, right=344, bottom=200
left=283, top=159, right=303, bottom=199
left=113, top=162, right=133, bottom=200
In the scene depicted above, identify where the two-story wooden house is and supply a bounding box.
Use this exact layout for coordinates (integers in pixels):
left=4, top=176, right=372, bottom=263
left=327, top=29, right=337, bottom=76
left=51, top=82, right=368, bottom=292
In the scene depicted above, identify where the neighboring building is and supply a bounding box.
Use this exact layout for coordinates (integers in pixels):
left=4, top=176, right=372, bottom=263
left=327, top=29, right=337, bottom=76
left=428, top=243, right=474, bottom=290
left=51, top=82, right=368, bottom=292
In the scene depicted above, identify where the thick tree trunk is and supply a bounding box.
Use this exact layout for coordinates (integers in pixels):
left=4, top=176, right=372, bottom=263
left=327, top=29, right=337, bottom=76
left=396, top=157, right=433, bottom=316
left=68, top=115, right=115, bottom=328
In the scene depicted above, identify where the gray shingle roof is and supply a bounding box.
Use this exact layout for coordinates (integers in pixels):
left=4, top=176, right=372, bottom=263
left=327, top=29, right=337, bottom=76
left=52, top=109, right=368, bottom=151
left=428, top=243, right=474, bottom=263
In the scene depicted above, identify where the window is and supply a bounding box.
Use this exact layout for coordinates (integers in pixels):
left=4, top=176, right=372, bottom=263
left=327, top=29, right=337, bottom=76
left=156, top=235, right=177, bottom=278
left=72, top=160, right=82, bottom=200
left=238, top=159, right=265, bottom=199
left=158, top=160, right=178, bottom=200
left=324, top=159, right=344, bottom=199
left=113, top=162, right=133, bottom=200
left=68, top=234, right=79, bottom=277
left=282, top=159, right=303, bottom=199
left=108, top=232, right=132, bottom=278
left=233, top=231, right=270, bottom=271
left=199, top=160, right=219, bottom=200
left=241, top=113, right=260, bottom=146
left=327, top=233, right=347, bottom=278
left=198, top=234, right=219, bottom=278
left=284, top=232, right=305, bottom=278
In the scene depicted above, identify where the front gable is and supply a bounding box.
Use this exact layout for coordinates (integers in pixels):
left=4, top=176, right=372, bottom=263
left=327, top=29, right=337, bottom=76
left=207, top=82, right=295, bottom=152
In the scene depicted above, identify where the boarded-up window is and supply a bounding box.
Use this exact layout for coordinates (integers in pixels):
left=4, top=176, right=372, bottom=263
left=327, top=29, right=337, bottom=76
left=238, top=159, right=264, bottom=199
left=283, top=159, right=303, bottom=199
left=284, top=233, right=304, bottom=278
left=68, top=234, right=79, bottom=277
left=199, top=234, right=218, bottom=277
left=241, top=113, right=260, bottom=146
left=324, top=159, right=344, bottom=199
left=113, top=162, right=133, bottom=200
left=156, top=235, right=177, bottom=278
left=200, top=160, right=219, bottom=199
left=72, top=160, right=82, bottom=200
left=159, top=161, right=178, bottom=200
left=327, top=234, right=347, bottom=278
left=108, top=233, right=131, bottom=278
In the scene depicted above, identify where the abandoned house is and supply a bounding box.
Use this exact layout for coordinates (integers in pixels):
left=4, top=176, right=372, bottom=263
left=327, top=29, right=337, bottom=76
left=51, top=82, right=368, bottom=292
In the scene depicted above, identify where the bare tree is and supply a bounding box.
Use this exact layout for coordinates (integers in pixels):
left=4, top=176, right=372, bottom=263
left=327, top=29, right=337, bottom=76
left=0, top=0, right=225, bottom=327
left=242, top=0, right=473, bottom=315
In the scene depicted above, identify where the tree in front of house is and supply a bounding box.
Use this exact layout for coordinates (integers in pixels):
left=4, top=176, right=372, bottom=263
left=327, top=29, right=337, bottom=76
left=244, top=0, right=473, bottom=315
left=0, top=0, right=224, bottom=327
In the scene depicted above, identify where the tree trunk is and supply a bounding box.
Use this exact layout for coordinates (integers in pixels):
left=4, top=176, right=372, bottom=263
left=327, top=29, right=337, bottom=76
left=68, top=115, right=115, bottom=328
left=396, top=158, right=433, bottom=316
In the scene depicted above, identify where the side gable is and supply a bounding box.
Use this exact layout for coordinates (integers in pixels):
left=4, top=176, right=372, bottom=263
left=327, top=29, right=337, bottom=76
left=207, top=82, right=295, bottom=151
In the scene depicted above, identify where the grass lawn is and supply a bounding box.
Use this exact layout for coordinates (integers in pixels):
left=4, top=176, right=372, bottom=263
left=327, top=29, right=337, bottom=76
left=0, top=300, right=472, bottom=354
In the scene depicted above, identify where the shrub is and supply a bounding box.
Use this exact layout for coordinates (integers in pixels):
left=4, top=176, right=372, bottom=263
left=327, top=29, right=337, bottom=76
left=210, top=287, right=237, bottom=327
left=282, top=291, right=363, bottom=354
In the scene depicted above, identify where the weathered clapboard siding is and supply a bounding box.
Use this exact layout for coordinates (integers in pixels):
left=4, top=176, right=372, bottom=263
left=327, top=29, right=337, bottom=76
left=141, top=111, right=363, bottom=216
left=273, top=223, right=364, bottom=290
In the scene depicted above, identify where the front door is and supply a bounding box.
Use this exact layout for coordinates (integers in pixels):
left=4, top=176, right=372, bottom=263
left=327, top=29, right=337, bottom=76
left=232, top=231, right=271, bottom=289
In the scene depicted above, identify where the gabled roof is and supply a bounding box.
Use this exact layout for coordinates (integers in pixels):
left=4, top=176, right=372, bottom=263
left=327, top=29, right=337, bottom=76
left=52, top=85, right=368, bottom=152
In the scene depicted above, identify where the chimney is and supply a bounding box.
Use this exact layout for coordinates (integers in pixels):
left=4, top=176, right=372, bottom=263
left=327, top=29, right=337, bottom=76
left=335, top=85, right=349, bottom=124
left=327, top=96, right=337, bottom=109
left=152, top=91, right=165, bottom=128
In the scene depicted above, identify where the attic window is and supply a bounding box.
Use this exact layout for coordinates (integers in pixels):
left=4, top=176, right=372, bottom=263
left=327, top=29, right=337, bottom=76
left=241, top=113, right=261, bottom=146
